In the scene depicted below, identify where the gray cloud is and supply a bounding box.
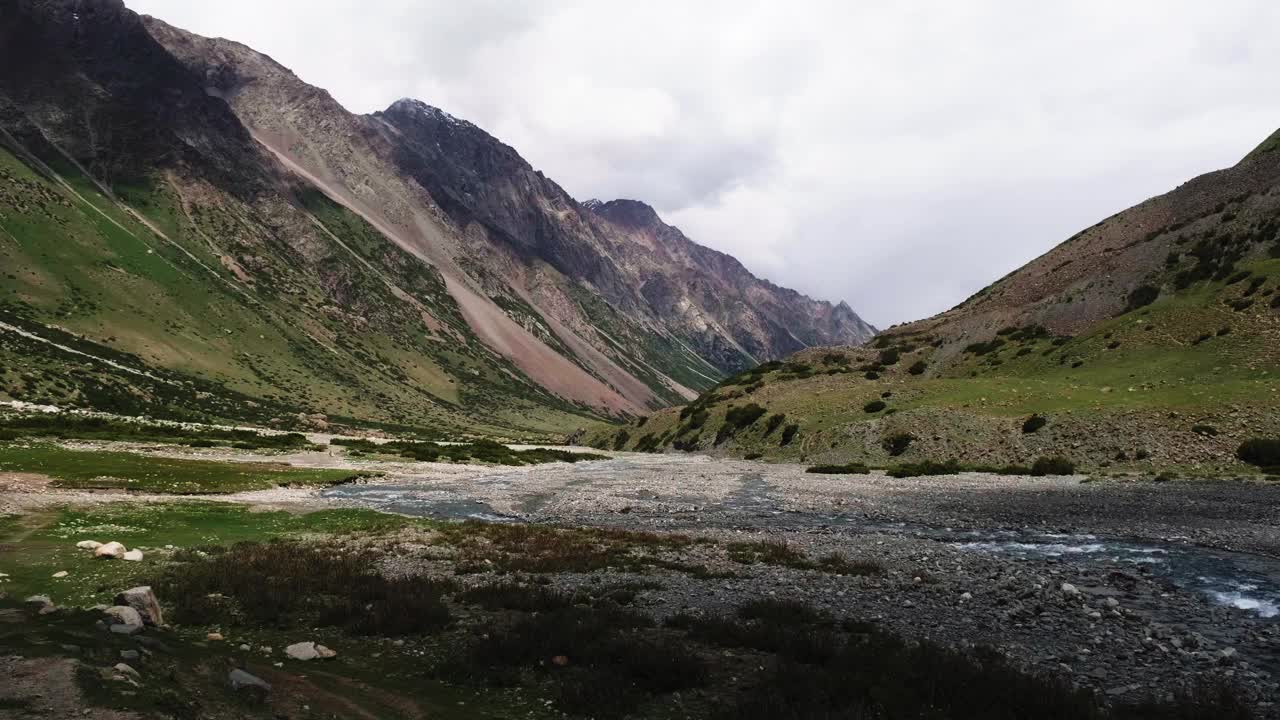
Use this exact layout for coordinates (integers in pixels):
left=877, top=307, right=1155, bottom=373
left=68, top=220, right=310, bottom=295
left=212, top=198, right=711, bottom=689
left=129, top=0, right=1280, bottom=327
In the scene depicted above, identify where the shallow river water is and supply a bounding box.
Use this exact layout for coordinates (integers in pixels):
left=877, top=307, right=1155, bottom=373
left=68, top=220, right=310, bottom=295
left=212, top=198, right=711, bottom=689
left=322, top=458, right=1280, bottom=619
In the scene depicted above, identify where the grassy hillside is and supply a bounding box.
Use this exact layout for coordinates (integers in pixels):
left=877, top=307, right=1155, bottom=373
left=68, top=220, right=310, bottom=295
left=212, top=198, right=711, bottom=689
left=593, top=140, right=1280, bottom=473
left=0, top=139, right=600, bottom=439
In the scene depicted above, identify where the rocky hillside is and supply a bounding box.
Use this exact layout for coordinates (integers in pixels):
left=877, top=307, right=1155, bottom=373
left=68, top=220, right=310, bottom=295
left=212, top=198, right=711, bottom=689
left=600, top=131, right=1280, bottom=472
left=0, top=0, right=871, bottom=436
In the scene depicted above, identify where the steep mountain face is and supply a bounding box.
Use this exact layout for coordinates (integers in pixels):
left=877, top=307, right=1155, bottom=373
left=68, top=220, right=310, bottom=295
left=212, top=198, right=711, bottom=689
left=602, top=133, right=1280, bottom=471
left=143, top=17, right=873, bottom=402
left=0, top=0, right=871, bottom=435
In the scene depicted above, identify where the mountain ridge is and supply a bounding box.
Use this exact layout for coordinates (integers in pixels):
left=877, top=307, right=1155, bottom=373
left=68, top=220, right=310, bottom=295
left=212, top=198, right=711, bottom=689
left=0, top=0, right=873, bottom=436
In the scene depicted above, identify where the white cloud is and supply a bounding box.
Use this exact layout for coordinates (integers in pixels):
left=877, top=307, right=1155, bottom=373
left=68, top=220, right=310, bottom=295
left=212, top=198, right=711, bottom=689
left=129, top=0, right=1280, bottom=327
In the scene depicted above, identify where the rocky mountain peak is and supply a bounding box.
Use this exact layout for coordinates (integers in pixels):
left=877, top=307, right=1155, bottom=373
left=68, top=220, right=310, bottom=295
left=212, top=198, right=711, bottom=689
left=586, top=199, right=663, bottom=229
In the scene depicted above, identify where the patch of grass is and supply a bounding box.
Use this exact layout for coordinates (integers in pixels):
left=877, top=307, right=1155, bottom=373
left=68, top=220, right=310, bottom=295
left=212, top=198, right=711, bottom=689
left=334, top=437, right=604, bottom=465
left=456, top=582, right=573, bottom=612
left=0, top=443, right=368, bottom=493
left=436, top=521, right=697, bottom=575
left=1030, top=456, right=1077, bottom=476
left=806, top=463, right=870, bottom=474
left=0, top=414, right=318, bottom=450
left=154, top=540, right=453, bottom=635
left=726, top=539, right=813, bottom=569
left=886, top=459, right=961, bottom=478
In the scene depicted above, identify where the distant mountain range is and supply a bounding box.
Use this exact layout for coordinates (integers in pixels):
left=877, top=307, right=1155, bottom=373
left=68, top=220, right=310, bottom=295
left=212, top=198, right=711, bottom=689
left=0, top=0, right=873, bottom=437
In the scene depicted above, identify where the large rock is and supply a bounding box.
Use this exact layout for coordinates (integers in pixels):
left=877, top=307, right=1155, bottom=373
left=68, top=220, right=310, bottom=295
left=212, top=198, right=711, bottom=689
left=122, top=549, right=144, bottom=562
left=114, top=587, right=164, bottom=626
left=285, top=641, right=336, bottom=661
left=94, top=542, right=127, bottom=559
left=103, top=605, right=144, bottom=635
left=76, top=540, right=103, bottom=550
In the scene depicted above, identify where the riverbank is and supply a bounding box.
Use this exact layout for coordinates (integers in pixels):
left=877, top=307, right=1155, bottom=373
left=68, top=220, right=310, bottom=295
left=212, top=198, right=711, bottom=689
left=2, top=446, right=1278, bottom=715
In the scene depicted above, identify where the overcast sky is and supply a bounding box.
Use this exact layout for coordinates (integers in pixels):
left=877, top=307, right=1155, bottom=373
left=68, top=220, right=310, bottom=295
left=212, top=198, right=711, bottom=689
left=129, top=0, right=1280, bottom=328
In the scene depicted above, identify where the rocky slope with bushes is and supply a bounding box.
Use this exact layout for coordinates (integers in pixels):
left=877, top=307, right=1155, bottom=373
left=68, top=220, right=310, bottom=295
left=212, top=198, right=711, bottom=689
left=596, top=131, right=1280, bottom=473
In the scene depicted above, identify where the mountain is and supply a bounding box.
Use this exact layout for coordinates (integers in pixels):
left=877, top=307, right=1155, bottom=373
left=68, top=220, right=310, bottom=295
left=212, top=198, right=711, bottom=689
left=604, top=131, right=1280, bottom=471
left=0, top=0, right=872, bottom=437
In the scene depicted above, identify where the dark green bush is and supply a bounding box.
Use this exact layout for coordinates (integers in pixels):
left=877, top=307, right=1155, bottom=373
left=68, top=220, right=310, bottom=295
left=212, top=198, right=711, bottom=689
left=878, top=348, right=901, bottom=366
left=780, top=424, right=799, bottom=446
left=807, top=463, right=871, bottom=474
left=724, top=404, right=768, bottom=429
left=1030, top=456, right=1076, bottom=476
left=963, top=338, right=1005, bottom=356
left=1125, top=284, right=1160, bottom=311
left=886, top=460, right=961, bottom=478
left=763, top=413, right=786, bottom=436
left=1021, top=415, right=1047, bottom=434
left=1237, top=439, right=1280, bottom=467
left=907, top=360, right=927, bottom=375
left=863, top=400, right=887, bottom=413
left=882, top=432, right=913, bottom=457
left=864, top=371, right=880, bottom=380
left=612, top=431, right=631, bottom=451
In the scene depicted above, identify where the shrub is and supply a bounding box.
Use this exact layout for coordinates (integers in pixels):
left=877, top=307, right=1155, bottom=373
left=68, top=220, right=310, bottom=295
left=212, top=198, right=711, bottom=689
left=1021, top=415, right=1047, bottom=434
left=612, top=431, right=631, bottom=451
left=863, top=400, right=887, bottom=413
left=780, top=424, right=799, bottom=446
left=743, top=452, right=763, bottom=460
left=762, top=413, right=786, bottom=436
left=1125, top=284, right=1160, bottom=311
left=963, top=338, right=1005, bottom=356
left=724, top=403, right=768, bottom=429
left=886, top=460, right=960, bottom=478
left=807, top=463, right=870, bottom=474
left=878, top=348, right=901, bottom=366
left=864, top=371, right=880, bottom=380
left=1029, top=456, right=1076, bottom=476
left=1237, top=439, right=1280, bottom=468
left=882, top=432, right=913, bottom=457
left=907, top=360, right=927, bottom=375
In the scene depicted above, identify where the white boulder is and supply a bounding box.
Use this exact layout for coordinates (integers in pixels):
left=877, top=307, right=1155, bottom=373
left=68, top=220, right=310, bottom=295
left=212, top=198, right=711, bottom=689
left=94, top=542, right=126, bottom=559
left=122, top=549, right=144, bottom=562
left=76, top=540, right=103, bottom=550
left=285, top=641, right=336, bottom=661
left=103, top=605, right=144, bottom=635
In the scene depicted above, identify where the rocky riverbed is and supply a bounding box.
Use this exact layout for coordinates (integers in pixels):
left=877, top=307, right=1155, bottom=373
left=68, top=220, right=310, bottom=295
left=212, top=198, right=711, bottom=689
left=3, top=447, right=1279, bottom=713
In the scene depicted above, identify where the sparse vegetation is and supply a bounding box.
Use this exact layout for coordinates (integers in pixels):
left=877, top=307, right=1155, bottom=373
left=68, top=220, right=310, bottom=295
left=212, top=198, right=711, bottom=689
left=1030, top=456, right=1077, bottom=476
left=1237, top=438, right=1280, bottom=468
left=333, top=437, right=604, bottom=465
left=807, top=462, right=871, bottom=474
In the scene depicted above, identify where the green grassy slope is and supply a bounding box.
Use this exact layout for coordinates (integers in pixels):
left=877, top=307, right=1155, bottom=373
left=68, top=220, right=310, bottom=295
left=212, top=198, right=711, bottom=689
left=594, top=144, right=1280, bottom=473
left=0, top=140, right=600, bottom=438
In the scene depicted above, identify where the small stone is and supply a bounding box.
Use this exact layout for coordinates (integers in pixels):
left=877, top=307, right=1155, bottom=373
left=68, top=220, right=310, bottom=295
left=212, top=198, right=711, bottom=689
left=1218, top=648, right=1238, bottom=665
left=113, top=663, right=140, bottom=680
left=24, top=595, right=55, bottom=614
left=52, top=570, right=69, bottom=578
left=119, top=650, right=140, bottom=662
left=122, top=549, right=144, bottom=562
left=1103, top=597, right=1120, bottom=609
left=228, top=668, right=271, bottom=693
left=551, top=655, right=570, bottom=666
left=316, top=644, right=337, bottom=659
left=959, top=592, right=973, bottom=602
left=207, top=632, right=224, bottom=641
left=76, top=540, right=103, bottom=550
left=94, top=542, right=126, bottom=560
left=1061, top=583, right=1080, bottom=597
left=239, top=643, right=251, bottom=651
